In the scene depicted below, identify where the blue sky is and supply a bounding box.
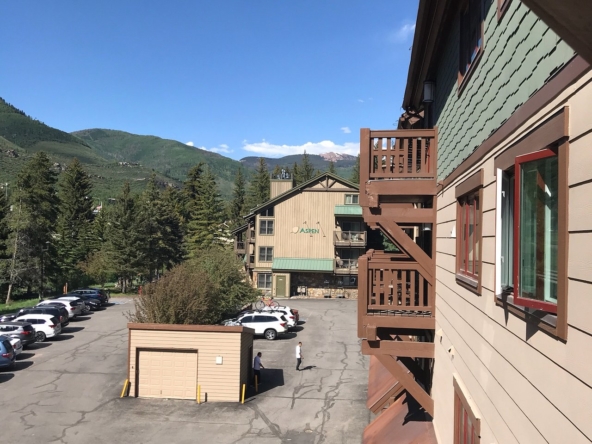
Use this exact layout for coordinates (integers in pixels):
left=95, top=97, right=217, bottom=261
left=0, top=1, right=418, bottom=160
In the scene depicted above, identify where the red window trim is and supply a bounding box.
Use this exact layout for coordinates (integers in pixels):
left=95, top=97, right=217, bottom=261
left=458, top=193, right=479, bottom=280
left=513, top=148, right=558, bottom=313
left=453, top=378, right=481, bottom=444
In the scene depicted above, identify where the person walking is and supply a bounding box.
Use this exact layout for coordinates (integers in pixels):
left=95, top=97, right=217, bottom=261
left=253, top=352, right=264, bottom=385
left=296, top=342, right=303, bottom=371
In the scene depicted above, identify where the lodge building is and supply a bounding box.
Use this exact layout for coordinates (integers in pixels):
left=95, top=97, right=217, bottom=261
left=233, top=172, right=381, bottom=299
left=357, top=1, right=592, bottom=443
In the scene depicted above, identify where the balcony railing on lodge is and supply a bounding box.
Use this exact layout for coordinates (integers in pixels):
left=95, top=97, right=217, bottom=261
left=333, top=231, right=366, bottom=247
left=248, top=230, right=256, bottom=243
left=358, top=250, right=435, bottom=336
left=335, top=258, right=359, bottom=274
left=235, top=241, right=245, bottom=252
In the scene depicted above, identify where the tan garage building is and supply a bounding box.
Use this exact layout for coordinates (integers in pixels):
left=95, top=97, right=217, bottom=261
left=127, top=323, right=254, bottom=402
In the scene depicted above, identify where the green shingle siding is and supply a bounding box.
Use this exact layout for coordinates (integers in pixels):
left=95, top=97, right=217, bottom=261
left=434, top=0, right=575, bottom=180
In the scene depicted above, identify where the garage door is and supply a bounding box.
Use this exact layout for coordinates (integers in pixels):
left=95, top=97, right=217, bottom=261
left=138, top=350, right=198, bottom=399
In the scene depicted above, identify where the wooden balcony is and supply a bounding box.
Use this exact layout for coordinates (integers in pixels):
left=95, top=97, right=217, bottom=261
left=335, top=258, right=358, bottom=274
left=333, top=231, right=366, bottom=247
left=235, top=240, right=245, bottom=254
left=247, top=254, right=255, bottom=269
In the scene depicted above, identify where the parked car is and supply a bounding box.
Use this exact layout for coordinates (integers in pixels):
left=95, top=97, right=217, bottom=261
left=0, top=322, right=37, bottom=347
left=0, top=337, right=15, bottom=370
left=237, top=313, right=288, bottom=340
left=13, top=314, right=62, bottom=342
left=71, top=288, right=109, bottom=305
left=56, top=296, right=90, bottom=314
left=6, top=337, right=22, bottom=356
left=63, top=294, right=101, bottom=311
left=0, top=313, right=19, bottom=322
left=37, top=300, right=81, bottom=319
left=18, top=306, right=69, bottom=328
left=260, top=306, right=298, bottom=328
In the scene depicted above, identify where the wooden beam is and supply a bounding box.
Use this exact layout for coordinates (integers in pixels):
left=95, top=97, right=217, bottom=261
left=369, top=382, right=405, bottom=414
left=361, top=315, right=435, bottom=330
left=366, top=325, right=378, bottom=342
left=362, top=340, right=435, bottom=359
left=376, top=355, right=434, bottom=417
left=365, top=207, right=435, bottom=224
left=366, top=179, right=437, bottom=197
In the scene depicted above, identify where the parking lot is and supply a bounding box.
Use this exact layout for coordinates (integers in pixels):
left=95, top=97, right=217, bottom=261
left=0, top=298, right=369, bottom=444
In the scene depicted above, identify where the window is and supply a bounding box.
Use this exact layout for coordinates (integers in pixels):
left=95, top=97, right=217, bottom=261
left=459, top=0, right=483, bottom=86
left=259, top=220, right=274, bottom=235
left=500, top=171, right=514, bottom=290
left=259, top=247, right=273, bottom=262
left=261, top=207, right=274, bottom=217
left=513, top=149, right=559, bottom=312
left=458, top=192, right=480, bottom=281
left=345, top=194, right=359, bottom=204
left=454, top=379, right=480, bottom=444
left=257, top=273, right=272, bottom=289
left=241, top=316, right=253, bottom=323
left=497, top=0, right=511, bottom=21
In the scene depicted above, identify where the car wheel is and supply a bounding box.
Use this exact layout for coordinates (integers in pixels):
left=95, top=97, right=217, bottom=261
left=264, top=329, right=277, bottom=340
left=35, top=331, right=46, bottom=342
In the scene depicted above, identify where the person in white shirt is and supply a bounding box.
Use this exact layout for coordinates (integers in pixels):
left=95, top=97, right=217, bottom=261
left=296, top=342, right=303, bottom=371
left=253, top=352, right=264, bottom=384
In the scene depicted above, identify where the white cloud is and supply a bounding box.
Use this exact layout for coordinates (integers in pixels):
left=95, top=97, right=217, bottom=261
left=198, top=143, right=232, bottom=154
left=358, top=99, right=364, bottom=103
left=185, top=141, right=194, bottom=146
left=341, top=127, right=351, bottom=134
left=390, top=23, right=416, bottom=43
left=242, top=140, right=359, bottom=157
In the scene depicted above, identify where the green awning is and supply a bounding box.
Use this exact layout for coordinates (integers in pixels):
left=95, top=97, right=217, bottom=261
left=334, top=205, right=363, bottom=216
left=272, top=258, right=334, bottom=272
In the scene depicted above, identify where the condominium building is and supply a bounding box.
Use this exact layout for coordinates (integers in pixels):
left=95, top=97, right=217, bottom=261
left=358, top=1, right=592, bottom=443
left=233, top=172, right=380, bottom=298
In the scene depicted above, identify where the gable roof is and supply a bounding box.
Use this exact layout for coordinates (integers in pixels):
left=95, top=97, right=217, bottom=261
left=244, top=172, right=359, bottom=219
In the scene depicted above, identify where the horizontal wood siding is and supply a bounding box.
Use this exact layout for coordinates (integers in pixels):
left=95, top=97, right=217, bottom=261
left=432, top=74, right=592, bottom=444
left=240, top=332, right=253, bottom=392
left=129, top=330, right=243, bottom=402
left=434, top=1, right=575, bottom=180
left=254, top=184, right=359, bottom=269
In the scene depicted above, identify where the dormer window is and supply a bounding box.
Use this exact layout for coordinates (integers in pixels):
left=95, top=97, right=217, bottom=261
left=345, top=194, right=359, bottom=205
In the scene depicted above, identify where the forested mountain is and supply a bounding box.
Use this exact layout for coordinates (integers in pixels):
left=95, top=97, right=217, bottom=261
left=72, top=129, right=243, bottom=198
left=240, top=152, right=357, bottom=179
left=0, top=98, right=178, bottom=201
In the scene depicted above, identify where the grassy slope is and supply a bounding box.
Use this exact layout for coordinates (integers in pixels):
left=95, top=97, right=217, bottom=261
left=0, top=99, right=179, bottom=201
left=73, top=129, right=245, bottom=198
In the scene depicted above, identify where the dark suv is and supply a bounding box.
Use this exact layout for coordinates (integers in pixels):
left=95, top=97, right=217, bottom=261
left=18, top=306, right=69, bottom=327
left=71, top=289, right=109, bottom=305
left=0, top=321, right=37, bottom=346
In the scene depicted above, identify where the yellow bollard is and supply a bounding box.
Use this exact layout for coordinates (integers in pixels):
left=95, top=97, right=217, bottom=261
left=241, top=384, right=246, bottom=404
left=255, top=375, right=258, bottom=393
left=120, top=379, right=129, bottom=398
left=197, top=385, right=201, bottom=404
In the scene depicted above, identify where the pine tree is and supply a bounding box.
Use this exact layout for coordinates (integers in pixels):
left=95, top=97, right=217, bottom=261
left=6, top=152, right=58, bottom=302
left=182, top=162, right=205, bottom=223
left=292, top=162, right=301, bottom=186
left=246, top=158, right=270, bottom=209
left=300, top=150, right=315, bottom=183
left=328, top=160, right=336, bottom=174
left=56, top=158, right=94, bottom=288
left=185, top=168, right=224, bottom=256
left=229, top=166, right=247, bottom=229
left=105, top=182, right=143, bottom=293
left=0, top=190, right=10, bottom=295
left=351, top=154, right=360, bottom=185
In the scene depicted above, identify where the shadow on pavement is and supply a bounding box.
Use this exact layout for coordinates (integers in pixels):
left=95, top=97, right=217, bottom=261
left=0, top=373, right=14, bottom=383
left=29, top=342, right=51, bottom=349
left=300, top=365, right=316, bottom=371
left=290, top=326, right=304, bottom=333
left=13, top=361, right=34, bottom=371
left=17, top=352, right=35, bottom=360
left=52, top=334, right=75, bottom=341
left=250, top=368, right=284, bottom=396
left=73, top=316, right=91, bottom=322
left=63, top=326, right=85, bottom=333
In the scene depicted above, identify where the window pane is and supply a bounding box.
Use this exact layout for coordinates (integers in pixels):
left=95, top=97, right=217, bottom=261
left=474, top=197, right=479, bottom=276
left=468, top=200, right=474, bottom=274
left=519, top=156, right=558, bottom=304
left=501, top=173, right=514, bottom=288
left=460, top=202, right=467, bottom=272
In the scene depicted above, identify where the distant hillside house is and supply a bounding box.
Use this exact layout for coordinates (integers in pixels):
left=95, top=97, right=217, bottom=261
left=232, top=172, right=380, bottom=299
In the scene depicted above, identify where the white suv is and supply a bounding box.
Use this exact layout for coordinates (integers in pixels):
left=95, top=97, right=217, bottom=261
left=37, top=300, right=81, bottom=318
left=238, top=313, right=288, bottom=340
left=13, top=314, right=62, bottom=342
left=260, top=306, right=297, bottom=328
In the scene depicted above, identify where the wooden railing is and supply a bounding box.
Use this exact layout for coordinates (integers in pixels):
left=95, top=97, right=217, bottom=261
left=335, top=258, right=359, bottom=274
left=235, top=241, right=245, bottom=252
left=360, top=129, right=437, bottom=182
left=333, top=231, right=366, bottom=246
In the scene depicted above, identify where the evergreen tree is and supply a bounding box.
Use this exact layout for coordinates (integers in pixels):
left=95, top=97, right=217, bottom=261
left=185, top=167, right=225, bottom=256
left=105, top=182, right=143, bottom=293
left=182, top=162, right=205, bottom=223
left=271, top=164, right=282, bottom=178
left=328, top=160, right=336, bottom=174
left=292, top=162, right=302, bottom=186
left=351, top=154, right=360, bottom=185
left=6, top=152, right=58, bottom=302
left=0, top=190, right=10, bottom=295
left=300, top=150, right=315, bottom=183
left=246, top=158, right=270, bottom=209
left=229, top=166, right=247, bottom=229
left=56, top=158, right=94, bottom=288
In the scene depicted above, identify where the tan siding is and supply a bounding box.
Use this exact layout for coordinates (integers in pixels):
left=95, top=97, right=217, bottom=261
left=433, top=74, right=592, bottom=444
left=129, top=330, right=244, bottom=402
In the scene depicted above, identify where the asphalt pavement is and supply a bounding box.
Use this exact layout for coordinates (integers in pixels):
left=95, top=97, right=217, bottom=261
left=0, top=298, right=369, bottom=444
